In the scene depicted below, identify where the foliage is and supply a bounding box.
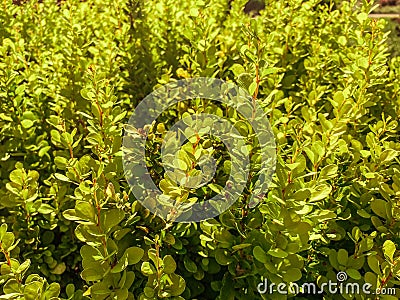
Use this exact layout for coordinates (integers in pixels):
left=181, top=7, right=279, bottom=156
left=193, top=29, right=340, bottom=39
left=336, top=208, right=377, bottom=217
left=0, top=0, right=400, bottom=299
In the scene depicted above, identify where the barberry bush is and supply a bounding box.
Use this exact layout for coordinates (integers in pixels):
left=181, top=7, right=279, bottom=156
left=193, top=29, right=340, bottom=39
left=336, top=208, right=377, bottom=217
left=0, top=0, right=400, bottom=299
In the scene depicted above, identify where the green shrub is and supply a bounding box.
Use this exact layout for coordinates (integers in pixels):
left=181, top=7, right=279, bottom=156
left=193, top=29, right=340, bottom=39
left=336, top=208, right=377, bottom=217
left=0, top=0, right=399, bottom=299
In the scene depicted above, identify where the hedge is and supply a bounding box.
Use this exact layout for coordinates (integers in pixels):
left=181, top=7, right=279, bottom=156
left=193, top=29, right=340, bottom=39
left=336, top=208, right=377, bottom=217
left=0, top=0, right=400, bottom=299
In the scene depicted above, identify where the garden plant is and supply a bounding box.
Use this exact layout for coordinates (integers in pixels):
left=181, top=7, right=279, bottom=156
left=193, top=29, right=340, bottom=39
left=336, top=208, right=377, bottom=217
left=0, top=0, right=400, bottom=299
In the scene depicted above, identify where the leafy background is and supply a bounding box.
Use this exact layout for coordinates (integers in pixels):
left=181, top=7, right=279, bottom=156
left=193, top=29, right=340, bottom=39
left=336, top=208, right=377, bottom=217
left=0, top=0, right=400, bottom=299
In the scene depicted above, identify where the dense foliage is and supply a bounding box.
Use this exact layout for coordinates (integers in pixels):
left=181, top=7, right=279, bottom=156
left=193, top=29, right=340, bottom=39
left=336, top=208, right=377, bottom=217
left=0, top=0, right=400, bottom=299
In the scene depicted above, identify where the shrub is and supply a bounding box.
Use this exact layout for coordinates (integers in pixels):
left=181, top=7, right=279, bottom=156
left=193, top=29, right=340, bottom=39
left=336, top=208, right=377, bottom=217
left=0, top=0, right=399, bottom=299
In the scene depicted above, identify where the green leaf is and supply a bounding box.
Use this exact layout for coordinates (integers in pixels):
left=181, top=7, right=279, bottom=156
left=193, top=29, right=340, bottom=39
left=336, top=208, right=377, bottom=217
left=54, top=156, right=69, bottom=169
left=141, top=262, right=156, bottom=276
left=346, top=268, right=361, bottom=280
left=114, top=288, right=128, bottom=300
left=208, top=183, right=223, bottom=194
left=38, top=204, right=55, bottom=214
left=54, top=173, right=71, bottom=182
left=168, top=274, right=186, bottom=296
left=44, top=282, right=60, bottom=298
left=230, top=64, right=245, bottom=76
left=292, top=189, right=311, bottom=201
left=23, top=281, right=42, bottom=300
left=101, top=209, right=125, bottom=232
left=38, top=146, right=51, bottom=157
left=125, top=247, right=144, bottom=265
left=112, top=255, right=128, bottom=273
left=367, top=255, right=381, bottom=275
left=3, top=279, right=20, bottom=295
left=16, top=259, right=30, bottom=276
left=214, top=249, right=233, bottom=265
left=21, top=119, right=34, bottom=129
left=80, top=245, right=103, bottom=262
left=1, top=232, right=15, bottom=250
left=66, top=284, right=75, bottom=298
left=357, top=12, right=368, bottom=23
left=319, top=165, right=338, bottom=180
left=9, top=169, right=24, bottom=186
left=0, top=224, right=7, bottom=240
left=144, top=287, right=155, bottom=298
left=267, top=248, right=288, bottom=258
left=357, top=57, right=369, bottom=69
left=357, top=209, right=371, bottom=218
left=338, top=36, right=347, bottom=46
left=283, top=268, right=302, bottom=282
left=383, top=240, right=396, bottom=262
left=0, top=113, right=13, bottom=122
left=81, top=268, right=103, bottom=281
left=189, top=8, right=199, bottom=17
left=371, top=199, right=387, bottom=219
left=75, top=201, right=96, bottom=222
left=173, top=158, right=187, bottom=171
left=163, top=255, right=177, bottom=274
left=253, top=246, right=268, bottom=263
left=232, top=244, right=252, bottom=251
left=183, top=256, right=197, bottom=273
left=81, top=88, right=95, bottom=100
left=332, top=91, right=345, bottom=106
left=50, top=262, right=66, bottom=275
left=219, top=273, right=235, bottom=300
left=337, top=249, right=348, bottom=266
left=74, top=224, right=99, bottom=243
left=380, top=149, right=398, bottom=164
left=113, top=228, right=131, bottom=241
left=63, top=209, right=81, bottom=221
left=310, top=184, right=332, bottom=202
